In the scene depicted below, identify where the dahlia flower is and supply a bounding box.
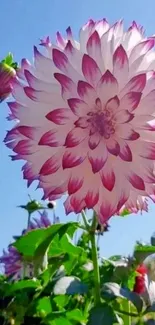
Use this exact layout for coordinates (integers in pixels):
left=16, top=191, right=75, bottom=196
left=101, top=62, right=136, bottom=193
left=0, top=211, right=57, bottom=279
left=5, top=19, right=155, bottom=222
left=0, top=54, right=17, bottom=103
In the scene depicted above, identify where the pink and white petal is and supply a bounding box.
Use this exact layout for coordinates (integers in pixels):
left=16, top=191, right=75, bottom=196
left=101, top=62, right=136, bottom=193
left=118, top=140, right=132, bottom=161
left=62, top=144, right=86, bottom=169
left=97, top=70, right=118, bottom=104
left=38, top=128, right=67, bottom=147
left=70, top=191, right=86, bottom=213
left=64, top=41, right=83, bottom=75
left=74, top=117, right=89, bottom=128
left=24, top=70, right=57, bottom=92
left=105, top=96, right=120, bottom=112
left=129, top=39, right=155, bottom=65
left=66, top=27, right=77, bottom=47
left=79, top=19, right=95, bottom=52
left=46, top=181, right=68, bottom=197
left=114, top=110, right=134, bottom=124
left=17, top=58, right=33, bottom=80
left=34, top=46, right=58, bottom=82
left=116, top=124, right=140, bottom=140
left=120, top=74, right=146, bottom=98
left=132, top=157, right=155, bottom=184
left=52, top=49, right=81, bottom=83
left=111, top=21, right=124, bottom=53
left=131, top=114, right=155, bottom=130
left=135, top=90, right=155, bottom=115
left=100, top=28, right=113, bottom=71
left=82, top=54, right=102, bottom=87
left=46, top=108, right=75, bottom=125
left=24, top=86, right=61, bottom=104
left=86, top=31, right=103, bottom=72
left=119, top=92, right=142, bottom=112
left=15, top=125, right=39, bottom=140
left=100, top=164, right=115, bottom=191
left=4, top=128, right=23, bottom=143
left=68, top=98, right=90, bottom=116
left=65, top=127, right=88, bottom=147
left=54, top=73, right=77, bottom=100
left=106, top=138, right=120, bottom=156
left=64, top=196, right=74, bottom=215
left=11, top=79, right=34, bottom=106
left=85, top=187, right=99, bottom=208
left=23, top=147, right=63, bottom=179
left=95, top=19, right=109, bottom=37
left=68, top=173, right=84, bottom=194
left=99, top=200, right=117, bottom=223
left=77, top=81, right=97, bottom=106
left=116, top=189, right=130, bottom=211
left=7, top=102, right=20, bottom=120
left=126, top=171, right=145, bottom=190
left=22, top=162, right=38, bottom=184
left=123, top=22, right=143, bottom=53
left=88, top=141, right=108, bottom=173
left=56, top=31, right=67, bottom=49
left=88, top=133, right=101, bottom=149
left=113, top=45, right=129, bottom=89
left=142, top=71, right=155, bottom=97
left=39, top=153, right=62, bottom=176
left=39, top=168, right=70, bottom=199
left=13, top=140, right=37, bottom=155
left=136, top=141, right=155, bottom=160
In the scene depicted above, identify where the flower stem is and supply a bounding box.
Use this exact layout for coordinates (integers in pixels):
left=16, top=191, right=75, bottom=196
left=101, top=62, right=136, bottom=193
left=27, top=212, right=31, bottom=229
left=90, top=214, right=101, bottom=306
left=81, top=210, right=89, bottom=230
left=81, top=211, right=101, bottom=306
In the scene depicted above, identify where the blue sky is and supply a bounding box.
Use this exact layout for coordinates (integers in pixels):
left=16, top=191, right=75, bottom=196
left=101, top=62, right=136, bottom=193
left=1, top=0, right=155, bottom=259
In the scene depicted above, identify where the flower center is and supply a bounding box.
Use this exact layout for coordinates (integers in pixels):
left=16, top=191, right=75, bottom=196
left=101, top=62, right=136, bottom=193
left=88, top=110, right=115, bottom=139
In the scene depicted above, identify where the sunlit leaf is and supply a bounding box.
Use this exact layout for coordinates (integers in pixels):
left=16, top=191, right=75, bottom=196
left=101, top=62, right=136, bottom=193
left=53, top=276, right=88, bottom=295
left=102, top=282, right=143, bottom=312
left=5, top=279, right=41, bottom=296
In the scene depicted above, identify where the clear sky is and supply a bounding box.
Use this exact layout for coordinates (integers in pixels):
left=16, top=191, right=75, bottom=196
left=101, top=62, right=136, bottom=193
left=1, top=0, right=155, bottom=259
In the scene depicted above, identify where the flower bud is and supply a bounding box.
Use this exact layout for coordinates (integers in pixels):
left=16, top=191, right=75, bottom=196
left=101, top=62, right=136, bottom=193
left=0, top=53, right=18, bottom=102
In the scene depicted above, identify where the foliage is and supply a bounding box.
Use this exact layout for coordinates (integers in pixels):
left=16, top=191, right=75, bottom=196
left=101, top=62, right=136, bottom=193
left=0, top=204, right=155, bottom=324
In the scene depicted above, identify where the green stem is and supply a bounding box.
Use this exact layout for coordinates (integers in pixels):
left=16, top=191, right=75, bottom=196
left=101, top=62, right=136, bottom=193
left=121, top=300, right=132, bottom=325
left=81, top=211, right=101, bottom=306
left=90, top=215, right=101, bottom=306
left=81, top=210, right=89, bottom=230
left=27, top=212, right=31, bottom=229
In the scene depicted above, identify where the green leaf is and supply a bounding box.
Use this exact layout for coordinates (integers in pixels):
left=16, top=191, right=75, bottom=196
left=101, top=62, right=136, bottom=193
left=134, top=244, right=155, bottom=263
left=48, top=233, right=85, bottom=259
left=40, top=264, right=63, bottom=286
left=2, top=53, right=13, bottom=65
left=66, top=309, right=86, bottom=322
left=63, top=255, right=78, bottom=274
left=88, top=305, right=118, bottom=325
left=36, top=297, right=52, bottom=316
left=13, top=223, right=77, bottom=258
left=119, top=209, right=131, bottom=217
left=53, top=276, right=88, bottom=295
left=35, top=223, right=78, bottom=261
left=5, top=279, right=41, bottom=296
left=54, top=296, right=70, bottom=309
left=60, top=234, right=85, bottom=257
left=49, top=317, right=72, bottom=325
left=102, top=282, right=143, bottom=313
